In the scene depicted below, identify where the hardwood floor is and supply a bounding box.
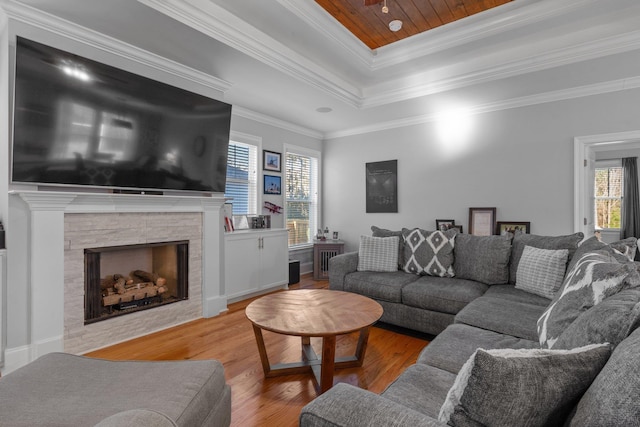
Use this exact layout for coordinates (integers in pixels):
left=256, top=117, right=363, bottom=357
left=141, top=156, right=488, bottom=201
left=86, top=275, right=430, bottom=427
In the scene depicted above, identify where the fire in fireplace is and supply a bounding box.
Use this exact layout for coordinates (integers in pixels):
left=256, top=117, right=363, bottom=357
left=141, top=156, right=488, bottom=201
left=84, top=241, right=189, bottom=324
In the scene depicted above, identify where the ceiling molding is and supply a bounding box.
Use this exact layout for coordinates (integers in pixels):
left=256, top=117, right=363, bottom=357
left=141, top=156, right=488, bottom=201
left=274, top=0, right=373, bottom=68
left=326, top=75, right=640, bottom=140
left=2, top=0, right=233, bottom=95
left=137, top=0, right=363, bottom=107
left=369, top=0, right=597, bottom=70
left=138, top=0, right=640, bottom=112
left=361, top=28, right=640, bottom=108
left=232, top=106, right=324, bottom=140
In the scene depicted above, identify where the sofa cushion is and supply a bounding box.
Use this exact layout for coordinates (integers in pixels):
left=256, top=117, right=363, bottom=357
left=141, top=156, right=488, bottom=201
left=0, top=353, right=230, bottom=427
left=537, top=249, right=640, bottom=348
left=371, top=225, right=405, bottom=268
left=381, top=363, right=457, bottom=419
left=567, top=328, right=640, bottom=426
left=438, top=344, right=611, bottom=427
left=344, top=270, right=419, bottom=303
left=455, top=296, right=545, bottom=341
left=402, top=276, right=488, bottom=315
left=357, top=235, right=399, bottom=272
left=515, top=246, right=569, bottom=299
left=453, top=234, right=511, bottom=285
left=482, top=284, right=551, bottom=307
left=94, top=409, right=178, bottom=427
left=509, top=231, right=583, bottom=284
left=552, top=288, right=640, bottom=350
left=402, top=228, right=457, bottom=278
left=611, top=237, right=638, bottom=261
left=418, top=324, right=539, bottom=375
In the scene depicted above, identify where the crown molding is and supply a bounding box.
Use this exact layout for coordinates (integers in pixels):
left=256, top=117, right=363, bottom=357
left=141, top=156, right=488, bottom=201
left=370, top=0, right=597, bottom=70
left=232, top=106, right=324, bottom=140
left=326, top=75, right=640, bottom=139
left=274, top=0, right=373, bottom=68
left=1, top=0, right=233, bottom=95
left=137, top=0, right=363, bottom=107
left=362, top=29, right=640, bottom=108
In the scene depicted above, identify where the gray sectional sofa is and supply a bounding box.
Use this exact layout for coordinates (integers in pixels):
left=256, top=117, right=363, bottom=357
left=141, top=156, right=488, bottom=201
left=0, top=353, right=231, bottom=426
left=300, top=228, right=640, bottom=426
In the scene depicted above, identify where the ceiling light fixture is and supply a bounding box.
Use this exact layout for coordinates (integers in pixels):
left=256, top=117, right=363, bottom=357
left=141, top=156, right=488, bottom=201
left=381, top=0, right=388, bottom=14
left=389, top=20, right=402, bottom=32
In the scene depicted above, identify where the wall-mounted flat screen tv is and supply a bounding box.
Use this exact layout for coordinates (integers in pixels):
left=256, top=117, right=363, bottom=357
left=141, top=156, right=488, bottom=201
left=12, top=37, right=232, bottom=193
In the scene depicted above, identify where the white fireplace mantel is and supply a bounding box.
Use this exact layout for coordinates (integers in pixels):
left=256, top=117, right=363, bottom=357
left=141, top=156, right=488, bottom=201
left=7, top=190, right=227, bottom=369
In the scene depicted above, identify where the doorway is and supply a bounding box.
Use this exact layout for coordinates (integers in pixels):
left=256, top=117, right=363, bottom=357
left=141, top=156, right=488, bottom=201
left=574, top=130, right=640, bottom=238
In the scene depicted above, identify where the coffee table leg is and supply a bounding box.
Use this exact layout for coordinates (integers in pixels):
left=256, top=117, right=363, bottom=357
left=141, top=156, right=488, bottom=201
left=354, top=326, right=371, bottom=366
left=252, top=324, right=271, bottom=376
left=320, top=335, right=336, bottom=393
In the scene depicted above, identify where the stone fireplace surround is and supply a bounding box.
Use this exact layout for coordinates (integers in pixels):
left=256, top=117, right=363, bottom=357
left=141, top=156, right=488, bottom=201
left=6, top=191, right=226, bottom=370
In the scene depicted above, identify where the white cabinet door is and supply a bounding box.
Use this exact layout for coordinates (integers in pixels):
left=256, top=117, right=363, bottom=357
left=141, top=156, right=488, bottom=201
left=224, top=233, right=261, bottom=300
left=224, top=229, right=288, bottom=301
left=259, top=232, right=289, bottom=290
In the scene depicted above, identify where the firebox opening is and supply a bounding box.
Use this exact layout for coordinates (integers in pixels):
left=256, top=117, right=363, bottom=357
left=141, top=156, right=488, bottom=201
left=84, top=240, right=188, bottom=324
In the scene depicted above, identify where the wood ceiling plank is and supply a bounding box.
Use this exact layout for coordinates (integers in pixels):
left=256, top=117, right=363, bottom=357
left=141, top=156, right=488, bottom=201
left=443, top=0, right=470, bottom=20
left=412, top=0, right=446, bottom=29
left=315, top=0, right=513, bottom=50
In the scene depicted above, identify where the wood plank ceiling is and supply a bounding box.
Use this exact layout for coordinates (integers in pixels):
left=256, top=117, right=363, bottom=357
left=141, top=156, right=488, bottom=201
left=315, top=0, right=513, bottom=49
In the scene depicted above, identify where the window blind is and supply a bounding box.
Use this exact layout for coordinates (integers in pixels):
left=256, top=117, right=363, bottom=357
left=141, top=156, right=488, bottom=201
left=286, top=151, right=318, bottom=247
left=225, top=141, right=257, bottom=215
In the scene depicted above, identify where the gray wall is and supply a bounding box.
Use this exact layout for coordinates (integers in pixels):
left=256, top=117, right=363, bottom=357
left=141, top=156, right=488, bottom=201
left=323, top=89, right=640, bottom=252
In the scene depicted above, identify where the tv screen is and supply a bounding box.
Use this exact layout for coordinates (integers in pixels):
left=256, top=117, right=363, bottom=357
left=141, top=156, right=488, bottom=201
left=12, top=37, right=232, bottom=193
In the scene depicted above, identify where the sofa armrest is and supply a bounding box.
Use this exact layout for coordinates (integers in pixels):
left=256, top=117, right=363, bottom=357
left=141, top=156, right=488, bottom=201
left=328, top=252, right=359, bottom=291
left=299, top=383, right=447, bottom=427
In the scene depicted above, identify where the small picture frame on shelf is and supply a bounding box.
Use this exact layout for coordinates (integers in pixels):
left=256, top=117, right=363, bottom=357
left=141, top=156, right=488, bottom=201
left=263, top=150, right=281, bottom=172
left=496, top=221, right=530, bottom=235
left=435, top=219, right=455, bottom=231
left=451, top=225, right=463, bottom=233
left=263, top=175, right=281, bottom=195
left=333, top=231, right=339, bottom=240
left=469, top=207, right=496, bottom=236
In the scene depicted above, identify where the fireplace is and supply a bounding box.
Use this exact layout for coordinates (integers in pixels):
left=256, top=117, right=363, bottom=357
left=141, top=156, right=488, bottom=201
left=84, top=241, right=189, bottom=324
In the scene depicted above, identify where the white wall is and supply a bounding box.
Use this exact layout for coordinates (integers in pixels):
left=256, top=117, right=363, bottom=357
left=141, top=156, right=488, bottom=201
left=323, top=89, right=640, bottom=252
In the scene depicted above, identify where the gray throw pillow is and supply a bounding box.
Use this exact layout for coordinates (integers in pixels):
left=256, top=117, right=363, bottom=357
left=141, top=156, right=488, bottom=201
left=537, top=250, right=640, bottom=348
left=567, top=236, right=637, bottom=273
left=357, top=235, right=399, bottom=272
left=453, top=234, right=512, bottom=285
left=438, top=344, right=611, bottom=427
left=402, top=228, right=456, bottom=277
left=552, top=288, right=640, bottom=350
left=371, top=225, right=404, bottom=268
left=510, top=231, right=583, bottom=284
left=515, top=246, right=569, bottom=299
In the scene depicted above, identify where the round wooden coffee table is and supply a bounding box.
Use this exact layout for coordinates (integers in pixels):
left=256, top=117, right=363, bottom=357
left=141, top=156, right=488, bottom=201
left=245, top=289, right=383, bottom=394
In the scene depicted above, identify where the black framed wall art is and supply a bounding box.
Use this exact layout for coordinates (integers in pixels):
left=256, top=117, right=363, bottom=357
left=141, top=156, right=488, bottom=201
left=366, top=160, right=398, bottom=213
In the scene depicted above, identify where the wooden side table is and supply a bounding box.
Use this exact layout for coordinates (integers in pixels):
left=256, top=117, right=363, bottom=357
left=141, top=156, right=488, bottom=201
left=313, top=239, right=344, bottom=280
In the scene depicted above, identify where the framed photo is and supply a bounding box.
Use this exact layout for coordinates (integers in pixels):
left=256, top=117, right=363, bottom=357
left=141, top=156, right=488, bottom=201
left=436, top=219, right=455, bottom=231
left=451, top=225, right=463, bottom=233
left=496, top=221, right=530, bottom=235
left=469, top=207, right=496, bottom=236
left=263, top=174, right=281, bottom=195
left=366, top=160, right=398, bottom=213
left=333, top=231, right=339, bottom=240
left=263, top=150, right=281, bottom=172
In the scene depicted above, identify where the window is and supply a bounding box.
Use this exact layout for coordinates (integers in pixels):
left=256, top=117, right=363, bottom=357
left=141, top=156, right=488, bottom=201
left=285, top=148, right=319, bottom=247
left=225, top=139, right=258, bottom=215
left=595, top=163, right=623, bottom=229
